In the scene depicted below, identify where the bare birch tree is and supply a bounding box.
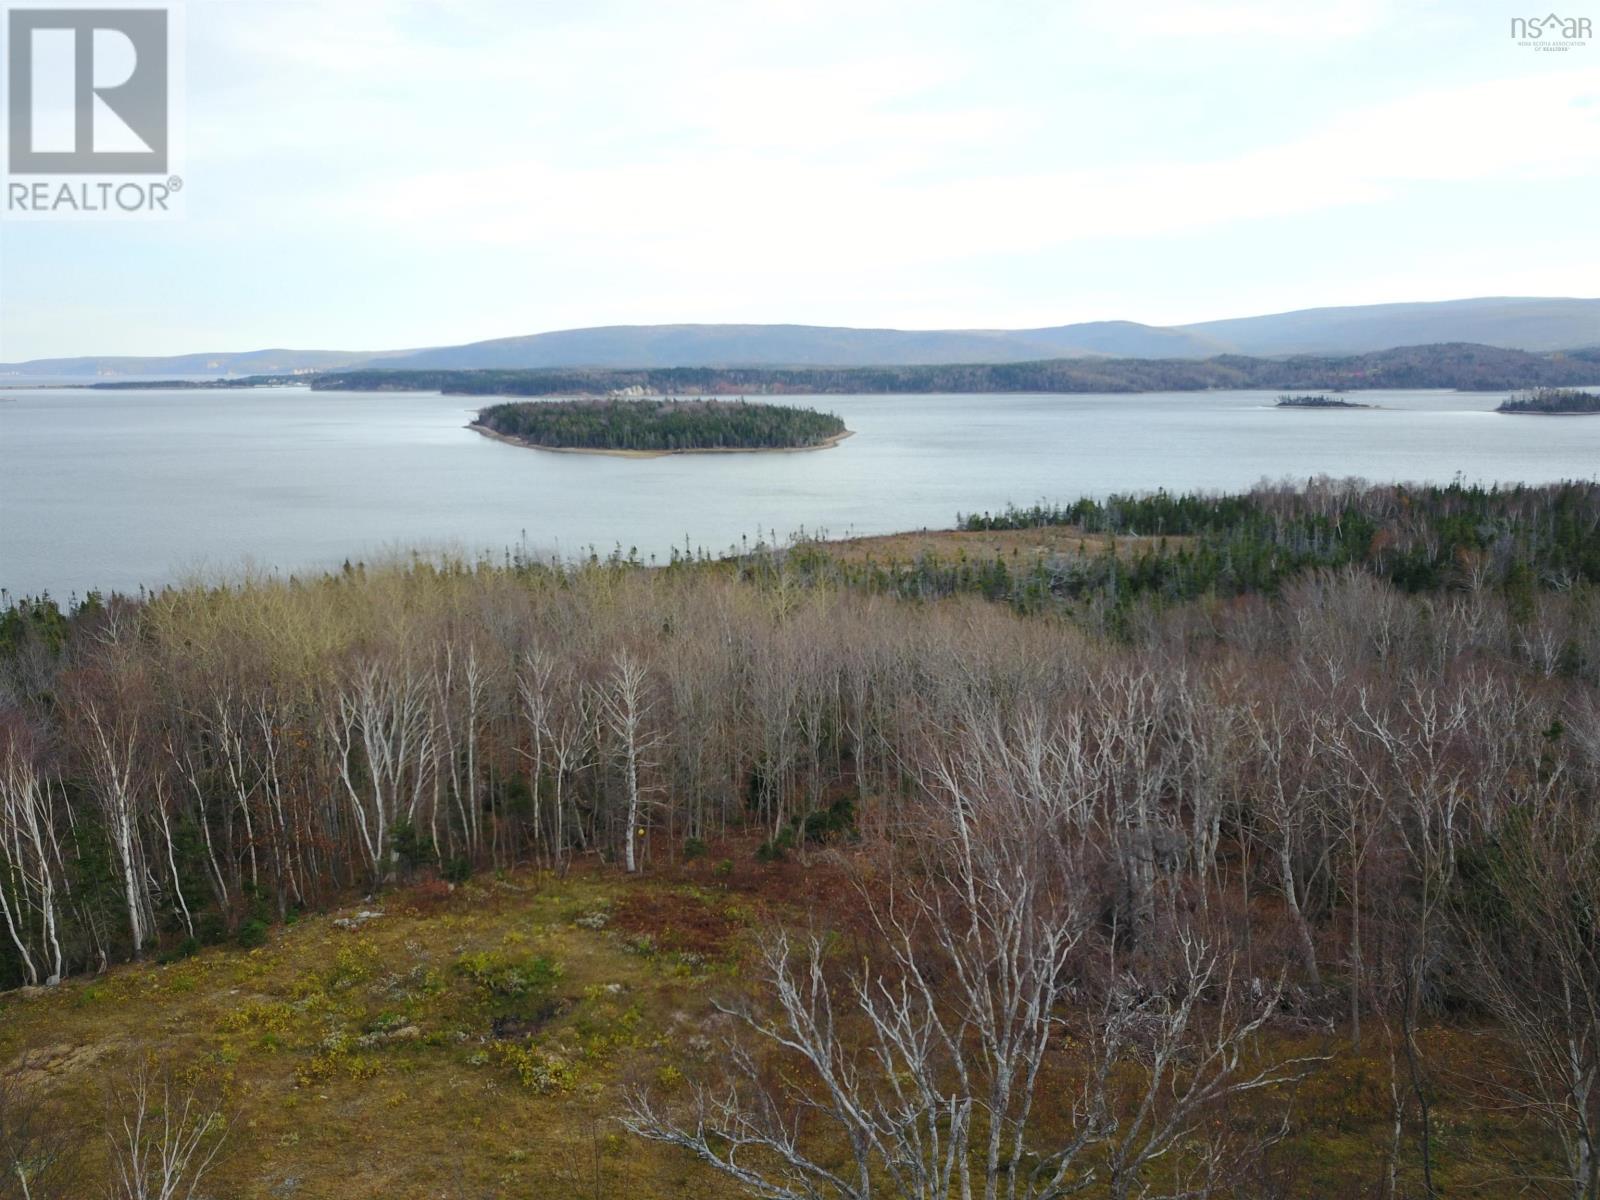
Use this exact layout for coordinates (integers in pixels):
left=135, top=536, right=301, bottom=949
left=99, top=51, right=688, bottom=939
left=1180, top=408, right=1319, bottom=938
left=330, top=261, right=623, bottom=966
left=625, top=735, right=1316, bottom=1200
left=104, top=1063, right=229, bottom=1200
left=78, top=699, right=154, bottom=956
left=1452, top=791, right=1600, bottom=1200
left=598, top=651, right=657, bottom=873
left=327, top=658, right=436, bottom=882
left=0, top=742, right=67, bottom=986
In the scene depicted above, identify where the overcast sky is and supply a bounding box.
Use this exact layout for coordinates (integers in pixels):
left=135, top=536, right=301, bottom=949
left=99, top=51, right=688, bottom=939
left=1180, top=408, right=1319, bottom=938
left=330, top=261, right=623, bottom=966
left=1, top=0, right=1597, bottom=360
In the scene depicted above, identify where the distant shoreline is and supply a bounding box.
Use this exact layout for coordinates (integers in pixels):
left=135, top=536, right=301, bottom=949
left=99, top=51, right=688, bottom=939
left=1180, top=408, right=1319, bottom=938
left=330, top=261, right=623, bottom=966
left=309, top=345, right=1600, bottom=398
left=467, top=422, right=854, bottom=457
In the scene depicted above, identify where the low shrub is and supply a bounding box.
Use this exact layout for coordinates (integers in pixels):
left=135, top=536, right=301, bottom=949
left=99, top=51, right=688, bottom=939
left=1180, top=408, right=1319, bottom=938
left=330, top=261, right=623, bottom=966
left=455, top=951, right=563, bottom=1001
left=493, top=1042, right=578, bottom=1093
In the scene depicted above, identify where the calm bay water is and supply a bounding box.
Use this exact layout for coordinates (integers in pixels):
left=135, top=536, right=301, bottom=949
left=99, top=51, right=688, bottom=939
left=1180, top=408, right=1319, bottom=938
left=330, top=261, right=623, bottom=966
left=2, top=385, right=1598, bottom=599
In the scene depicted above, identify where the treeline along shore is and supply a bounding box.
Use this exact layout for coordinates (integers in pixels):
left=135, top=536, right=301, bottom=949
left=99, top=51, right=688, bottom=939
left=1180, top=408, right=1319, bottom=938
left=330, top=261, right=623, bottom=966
left=292, top=342, right=1600, bottom=395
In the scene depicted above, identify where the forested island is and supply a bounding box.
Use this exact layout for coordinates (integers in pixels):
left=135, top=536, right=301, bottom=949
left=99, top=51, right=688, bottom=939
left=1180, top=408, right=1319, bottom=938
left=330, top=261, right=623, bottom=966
left=1275, top=393, right=1371, bottom=408
left=472, top=398, right=849, bottom=455
left=307, top=342, right=1600, bottom=396
left=1496, top=387, right=1600, bottom=414
left=4, top=479, right=1600, bottom=1197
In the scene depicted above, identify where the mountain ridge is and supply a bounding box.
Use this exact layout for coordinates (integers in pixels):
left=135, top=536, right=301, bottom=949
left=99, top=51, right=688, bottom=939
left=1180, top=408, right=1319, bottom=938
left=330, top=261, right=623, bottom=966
left=4, top=296, right=1596, bottom=379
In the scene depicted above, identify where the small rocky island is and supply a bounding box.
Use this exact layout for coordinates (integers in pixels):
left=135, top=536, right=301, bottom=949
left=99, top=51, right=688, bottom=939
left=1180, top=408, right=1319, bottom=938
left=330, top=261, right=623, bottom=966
left=1496, top=388, right=1600, bottom=415
left=1275, top=394, right=1372, bottom=409
left=472, top=397, right=851, bottom=456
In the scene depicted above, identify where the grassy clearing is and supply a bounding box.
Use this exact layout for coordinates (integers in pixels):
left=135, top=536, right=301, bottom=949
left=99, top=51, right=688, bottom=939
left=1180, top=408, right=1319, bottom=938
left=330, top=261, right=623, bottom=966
left=0, top=868, right=752, bottom=1200
left=0, top=857, right=1559, bottom=1198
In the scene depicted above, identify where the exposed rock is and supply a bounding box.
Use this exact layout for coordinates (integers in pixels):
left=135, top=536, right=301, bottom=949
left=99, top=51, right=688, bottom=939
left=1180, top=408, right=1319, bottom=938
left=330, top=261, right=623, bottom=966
left=333, top=910, right=385, bottom=930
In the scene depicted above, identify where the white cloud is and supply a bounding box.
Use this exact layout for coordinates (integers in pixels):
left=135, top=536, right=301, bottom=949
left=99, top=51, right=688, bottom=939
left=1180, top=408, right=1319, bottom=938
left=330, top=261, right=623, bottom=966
left=303, top=65, right=1596, bottom=282
left=1070, top=0, right=1393, bottom=39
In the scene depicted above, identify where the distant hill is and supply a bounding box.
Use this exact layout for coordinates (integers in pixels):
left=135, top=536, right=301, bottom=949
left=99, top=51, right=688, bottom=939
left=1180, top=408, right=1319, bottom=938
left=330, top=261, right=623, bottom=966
left=5, top=297, right=1597, bottom=379
left=312, top=343, right=1600, bottom=397
left=1179, top=297, right=1600, bottom=356
left=373, top=320, right=1228, bottom=370
left=0, top=347, right=405, bottom=381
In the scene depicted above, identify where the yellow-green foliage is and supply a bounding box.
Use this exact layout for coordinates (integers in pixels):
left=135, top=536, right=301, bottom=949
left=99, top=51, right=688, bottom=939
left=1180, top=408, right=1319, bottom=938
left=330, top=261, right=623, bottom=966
left=294, top=1048, right=384, bottom=1088
left=328, top=937, right=383, bottom=989
left=0, top=870, right=725, bottom=1198
left=219, top=1000, right=297, bottom=1037
left=493, top=1041, right=579, bottom=1093
left=455, top=949, right=563, bottom=1001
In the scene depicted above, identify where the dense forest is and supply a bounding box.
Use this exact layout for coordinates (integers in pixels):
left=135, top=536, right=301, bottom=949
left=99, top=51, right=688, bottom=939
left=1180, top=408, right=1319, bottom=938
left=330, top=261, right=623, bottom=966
left=939, top=480, right=1600, bottom=607
left=4, top=479, right=1600, bottom=1196
left=474, top=398, right=847, bottom=452
left=307, top=342, right=1600, bottom=396
left=1497, top=387, right=1600, bottom=414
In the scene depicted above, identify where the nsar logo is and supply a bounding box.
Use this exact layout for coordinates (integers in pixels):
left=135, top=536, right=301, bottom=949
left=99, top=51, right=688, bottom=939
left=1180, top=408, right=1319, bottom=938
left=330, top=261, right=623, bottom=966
left=1510, top=12, right=1591, bottom=50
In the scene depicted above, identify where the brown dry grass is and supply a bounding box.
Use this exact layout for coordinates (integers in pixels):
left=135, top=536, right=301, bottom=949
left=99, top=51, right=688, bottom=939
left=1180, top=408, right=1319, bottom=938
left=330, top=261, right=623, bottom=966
left=807, top=525, right=1189, bottom=566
